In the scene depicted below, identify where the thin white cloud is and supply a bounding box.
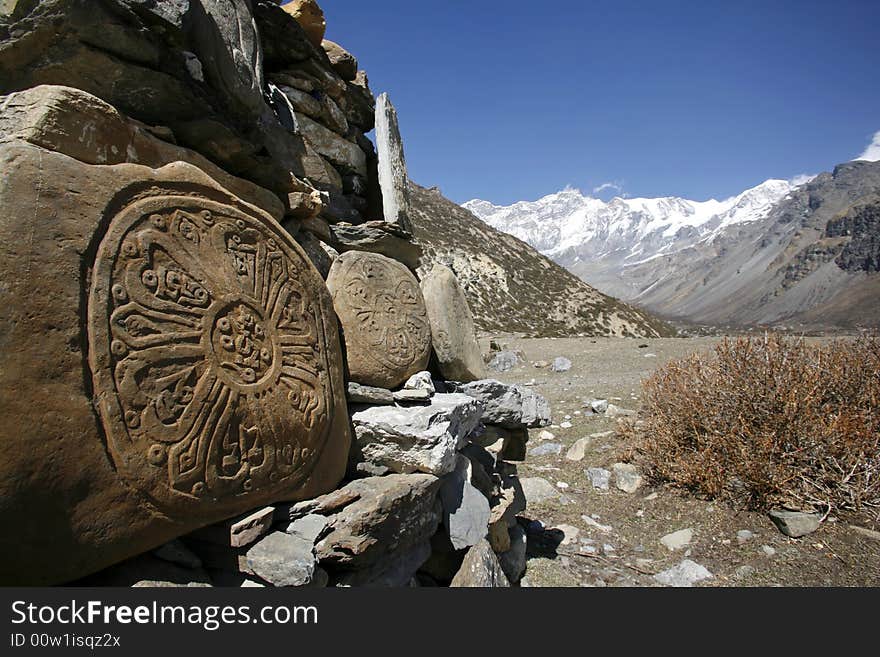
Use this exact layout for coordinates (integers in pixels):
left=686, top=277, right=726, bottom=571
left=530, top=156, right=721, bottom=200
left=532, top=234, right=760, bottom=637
left=789, top=173, right=816, bottom=187
left=855, top=131, right=880, bottom=162
left=592, top=181, right=625, bottom=197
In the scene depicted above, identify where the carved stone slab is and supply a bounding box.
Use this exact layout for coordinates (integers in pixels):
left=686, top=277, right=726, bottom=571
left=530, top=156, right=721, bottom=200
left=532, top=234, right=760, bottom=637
left=89, top=193, right=342, bottom=514
left=326, top=251, right=431, bottom=389
left=0, top=138, right=350, bottom=585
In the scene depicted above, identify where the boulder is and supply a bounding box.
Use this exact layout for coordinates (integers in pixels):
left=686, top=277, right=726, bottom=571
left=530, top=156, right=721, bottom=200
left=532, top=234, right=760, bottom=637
left=309, top=474, right=442, bottom=573
left=374, top=93, right=412, bottom=232
left=282, top=0, right=326, bottom=48
left=293, top=230, right=333, bottom=278
left=450, top=540, right=510, bottom=588
left=440, top=456, right=491, bottom=550
left=419, top=264, right=486, bottom=382
left=456, top=379, right=551, bottom=429
left=350, top=393, right=483, bottom=476
left=0, top=138, right=350, bottom=585
left=334, top=541, right=432, bottom=587
left=327, top=251, right=432, bottom=388
left=328, top=223, right=423, bottom=270
left=529, top=443, right=563, bottom=457
left=321, top=40, right=358, bottom=81
left=343, top=70, right=376, bottom=131
left=190, top=507, right=276, bottom=549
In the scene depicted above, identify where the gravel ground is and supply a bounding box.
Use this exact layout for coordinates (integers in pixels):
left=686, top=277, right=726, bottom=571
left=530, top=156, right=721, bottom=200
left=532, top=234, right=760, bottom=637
left=480, top=335, right=880, bottom=587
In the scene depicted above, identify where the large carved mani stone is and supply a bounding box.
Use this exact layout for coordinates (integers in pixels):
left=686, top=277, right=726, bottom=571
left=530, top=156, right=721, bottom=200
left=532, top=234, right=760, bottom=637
left=0, top=140, right=350, bottom=585
left=326, top=251, right=432, bottom=389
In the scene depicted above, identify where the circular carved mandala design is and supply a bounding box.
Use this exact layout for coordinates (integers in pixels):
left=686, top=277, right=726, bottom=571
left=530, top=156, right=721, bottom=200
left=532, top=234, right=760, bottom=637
left=328, top=251, right=431, bottom=388
left=88, top=192, right=339, bottom=513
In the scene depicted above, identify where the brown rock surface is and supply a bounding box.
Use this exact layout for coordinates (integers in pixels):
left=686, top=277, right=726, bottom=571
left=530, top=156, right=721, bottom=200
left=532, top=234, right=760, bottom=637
left=419, top=264, right=486, bottom=382
left=321, top=40, right=358, bottom=81
left=326, top=251, right=432, bottom=388
left=283, top=0, right=326, bottom=48
left=0, top=138, right=350, bottom=585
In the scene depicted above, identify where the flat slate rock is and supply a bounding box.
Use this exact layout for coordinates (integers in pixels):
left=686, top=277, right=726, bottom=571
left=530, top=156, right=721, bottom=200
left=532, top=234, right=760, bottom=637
left=350, top=393, right=483, bottom=476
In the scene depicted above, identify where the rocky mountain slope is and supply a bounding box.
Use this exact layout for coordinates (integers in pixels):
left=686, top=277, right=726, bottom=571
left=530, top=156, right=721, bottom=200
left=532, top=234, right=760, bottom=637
left=467, top=162, right=880, bottom=328
left=410, top=183, right=675, bottom=338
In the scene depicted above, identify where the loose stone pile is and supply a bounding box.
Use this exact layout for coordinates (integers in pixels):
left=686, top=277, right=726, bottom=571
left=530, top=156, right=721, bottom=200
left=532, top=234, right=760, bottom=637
left=0, top=0, right=549, bottom=587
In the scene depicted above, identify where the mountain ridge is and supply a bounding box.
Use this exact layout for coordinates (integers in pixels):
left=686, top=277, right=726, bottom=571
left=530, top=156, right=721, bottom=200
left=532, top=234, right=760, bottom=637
left=408, top=183, right=676, bottom=338
left=465, top=161, right=880, bottom=328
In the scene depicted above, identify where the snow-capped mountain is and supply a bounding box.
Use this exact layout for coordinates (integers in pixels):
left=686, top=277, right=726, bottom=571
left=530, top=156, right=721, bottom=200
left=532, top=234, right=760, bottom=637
left=463, top=180, right=798, bottom=300
left=464, top=161, right=880, bottom=329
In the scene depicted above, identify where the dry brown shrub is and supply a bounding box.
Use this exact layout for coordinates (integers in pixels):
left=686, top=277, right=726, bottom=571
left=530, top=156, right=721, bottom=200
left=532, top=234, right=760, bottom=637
left=622, top=334, right=880, bottom=513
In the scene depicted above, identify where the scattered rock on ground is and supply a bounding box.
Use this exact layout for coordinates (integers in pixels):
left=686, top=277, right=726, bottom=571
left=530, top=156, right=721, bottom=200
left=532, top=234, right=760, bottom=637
left=565, top=437, right=591, bottom=462
left=736, top=530, right=755, bottom=544
left=612, top=463, right=643, bottom=493
left=654, top=559, right=713, bottom=587
left=529, top=442, right=563, bottom=457
left=551, top=357, right=572, bottom=372
left=587, top=468, right=611, bottom=490
left=606, top=404, right=636, bottom=418
left=487, top=351, right=521, bottom=372
left=520, top=477, right=564, bottom=505
left=768, top=510, right=822, bottom=538
left=660, top=528, right=694, bottom=551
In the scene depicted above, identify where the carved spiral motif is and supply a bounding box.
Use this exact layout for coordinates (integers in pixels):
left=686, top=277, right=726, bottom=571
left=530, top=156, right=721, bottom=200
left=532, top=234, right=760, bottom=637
left=88, top=193, right=336, bottom=513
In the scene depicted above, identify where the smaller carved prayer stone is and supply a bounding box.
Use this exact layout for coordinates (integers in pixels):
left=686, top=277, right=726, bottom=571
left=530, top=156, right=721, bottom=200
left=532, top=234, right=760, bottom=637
left=326, top=251, right=431, bottom=389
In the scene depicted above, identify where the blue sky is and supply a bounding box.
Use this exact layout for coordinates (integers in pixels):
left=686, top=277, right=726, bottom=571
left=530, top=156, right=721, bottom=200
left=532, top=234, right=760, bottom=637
left=300, top=1, right=880, bottom=204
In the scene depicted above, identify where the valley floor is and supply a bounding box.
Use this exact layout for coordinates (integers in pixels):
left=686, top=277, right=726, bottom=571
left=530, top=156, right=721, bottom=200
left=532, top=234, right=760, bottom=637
left=482, top=336, right=880, bottom=587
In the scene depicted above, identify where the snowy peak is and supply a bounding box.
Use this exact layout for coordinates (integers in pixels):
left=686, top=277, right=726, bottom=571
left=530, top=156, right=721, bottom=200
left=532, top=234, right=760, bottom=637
left=463, top=179, right=798, bottom=266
